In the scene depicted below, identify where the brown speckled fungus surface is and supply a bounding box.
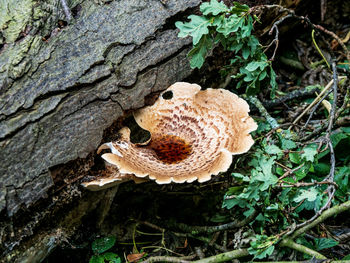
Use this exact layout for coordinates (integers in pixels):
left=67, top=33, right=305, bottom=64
left=88, top=82, right=258, bottom=186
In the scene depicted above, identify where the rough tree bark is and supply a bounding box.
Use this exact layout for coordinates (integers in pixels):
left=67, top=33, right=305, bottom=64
left=0, top=0, right=203, bottom=261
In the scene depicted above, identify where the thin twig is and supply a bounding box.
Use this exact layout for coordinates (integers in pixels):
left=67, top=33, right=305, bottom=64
left=277, top=180, right=337, bottom=188
left=140, top=255, right=193, bottom=263
left=278, top=163, right=305, bottom=180
left=291, top=79, right=335, bottom=127
left=290, top=200, right=350, bottom=240
left=248, top=96, right=279, bottom=128
left=301, top=88, right=333, bottom=130
left=314, top=24, right=350, bottom=63
left=265, top=14, right=293, bottom=61
left=262, top=87, right=320, bottom=109
left=191, top=249, right=250, bottom=263
left=135, top=220, right=228, bottom=252
left=60, top=0, right=72, bottom=21
left=163, top=210, right=257, bottom=235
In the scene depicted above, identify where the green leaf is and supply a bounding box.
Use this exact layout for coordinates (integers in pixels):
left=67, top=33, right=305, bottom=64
left=200, top=0, right=229, bottom=15
left=317, top=131, right=348, bottom=159
left=313, top=162, right=330, bottom=176
left=216, top=15, right=243, bottom=36
left=103, top=252, right=121, bottom=263
left=259, top=70, right=267, bottom=81
left=89, top=255, right=105, bottom=263
left=231, top=2, right=249, bottom=14
left=289, top=152, right=301, bottom=164
left=264, top=144, right=282, bottom=157
left=294, top=164, right=310, bottom=180
left=294, top=188, right=319, bottom=203
left=240, top=45, right=249, bottom=59
left=248, top=36, right=259, bottom=54
left=92, top=237, right=116, bottom=254
left=301, top=144, right=318, bottom=162
left=249, top=244, right=275, bottom=259
left=245, top=61, right=268, bottom=71
left=335, top=166, right=350, bottom=194
left=188, top=35, right=212, bottom=69
left=314, top=238, right=338, bottom=251
left=232, top=172, right=250, bottom=182
left=281, top=138, right=297, bottom=150
left=175, top=15, right=211, bottom=45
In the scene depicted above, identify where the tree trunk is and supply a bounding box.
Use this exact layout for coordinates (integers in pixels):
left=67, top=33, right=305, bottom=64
left=0, top=0, right=201, bottom=261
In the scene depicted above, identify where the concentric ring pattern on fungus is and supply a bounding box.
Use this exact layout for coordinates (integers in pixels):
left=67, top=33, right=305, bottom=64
left=94, top=82, right=258, bottom=185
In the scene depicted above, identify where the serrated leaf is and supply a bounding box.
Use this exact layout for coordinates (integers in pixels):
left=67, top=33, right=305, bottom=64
left=200, top=0, right=229, bottom=15
left=264, top=144, right=282, bottom=156
left=301, top=144, right=318, bottom=162
left=216, top=15, right=243, bottom=36
left=245, top=61, right=268, bottom=71
left=175, top=15, right=211, bottom=45
left=188, top=35, right=212, bottom=69
left=232, top=172, right=250, bottom=182
left=281, top=138, right=297, bottom=150
left=294, top=188, right=319, bottom=203
left=92, top=237, right=116, bottom=254
left=243, top=206, right=256, bottom=217
left=231, top=2, right=249, bottom=14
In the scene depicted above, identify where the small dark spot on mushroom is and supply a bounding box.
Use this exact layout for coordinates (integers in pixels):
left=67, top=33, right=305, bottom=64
left=162, top=90, right=173, bottom=100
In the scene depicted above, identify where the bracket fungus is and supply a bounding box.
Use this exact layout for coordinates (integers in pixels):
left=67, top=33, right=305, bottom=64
left=83, top=82, right=257, bottom=189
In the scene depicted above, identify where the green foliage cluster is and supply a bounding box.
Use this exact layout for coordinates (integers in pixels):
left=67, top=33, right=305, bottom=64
left=89, top=237, right=121, bottom=263
left=175, top=0, right=277, bottom=97
left=222, top=124, right=350, bottom=259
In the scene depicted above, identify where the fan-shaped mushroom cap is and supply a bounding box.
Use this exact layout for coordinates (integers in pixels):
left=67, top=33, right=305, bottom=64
left=81, top=163, right=147, bottom=191
left=95, top=82, right=257, bottom=185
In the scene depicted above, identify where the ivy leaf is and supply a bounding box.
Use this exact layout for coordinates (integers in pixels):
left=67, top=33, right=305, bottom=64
left=294, top=188, right=319, bottom=203
left=175, top=15, right=211, bottom=45
left=200, top=0, right=229, bottom=15
left=301, top=144, right=318, bottom=162
left=92, top=237, right=116, bottom=254
left=188, top=35, right=212, bottom=69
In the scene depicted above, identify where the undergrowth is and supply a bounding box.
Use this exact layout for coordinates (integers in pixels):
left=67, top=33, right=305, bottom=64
left=175, top=0, right=350, bottom=260
left=83, top=1, right=350, bottom=262
left=175, top=0, right=277, bottom=97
